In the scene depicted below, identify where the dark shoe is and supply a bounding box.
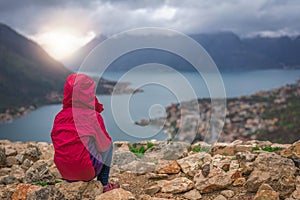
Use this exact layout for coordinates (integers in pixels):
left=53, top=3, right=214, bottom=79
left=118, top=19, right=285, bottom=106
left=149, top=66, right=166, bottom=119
left=103, top=183, right=120, bottom=193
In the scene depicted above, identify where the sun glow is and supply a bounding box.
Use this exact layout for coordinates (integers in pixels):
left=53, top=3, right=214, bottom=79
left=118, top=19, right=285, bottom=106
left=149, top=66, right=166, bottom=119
left=33, top=29, right=95, bottom=60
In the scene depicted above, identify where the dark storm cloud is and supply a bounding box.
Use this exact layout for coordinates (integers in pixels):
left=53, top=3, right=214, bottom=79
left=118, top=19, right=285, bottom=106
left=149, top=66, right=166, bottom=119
left=0, top=0, right=300, bottom=37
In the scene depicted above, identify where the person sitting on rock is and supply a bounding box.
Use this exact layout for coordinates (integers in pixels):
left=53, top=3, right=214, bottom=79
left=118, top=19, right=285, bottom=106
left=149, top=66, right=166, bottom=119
left=51, top=73, right=119, bottom=193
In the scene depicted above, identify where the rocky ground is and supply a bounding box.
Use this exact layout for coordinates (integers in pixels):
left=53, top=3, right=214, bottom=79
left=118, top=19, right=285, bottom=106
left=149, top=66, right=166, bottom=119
left=0, top=139, right=300, bottom=200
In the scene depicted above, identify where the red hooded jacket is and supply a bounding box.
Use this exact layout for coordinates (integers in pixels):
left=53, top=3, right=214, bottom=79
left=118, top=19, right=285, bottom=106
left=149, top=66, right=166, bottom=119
left=51, top=74, right=112, bottom=181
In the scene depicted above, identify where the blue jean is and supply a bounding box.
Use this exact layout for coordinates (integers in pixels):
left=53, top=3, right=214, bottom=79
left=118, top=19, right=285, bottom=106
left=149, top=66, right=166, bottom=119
left=88, top=140, right=113, bottom=186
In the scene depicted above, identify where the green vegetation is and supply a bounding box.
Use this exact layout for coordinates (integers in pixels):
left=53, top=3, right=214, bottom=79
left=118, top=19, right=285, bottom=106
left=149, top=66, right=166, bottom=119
left=147, top=141, right=154, bottom=149
left=252, top=145, right=260, bottom=151
left=35, top=181, right=48, bottom=187
left=129, top=142, right=154, bottom=158
left=230, top=156, right=237, bottom=160
left=191, top=144, right=211, bottom=153
left=252, top=145, right=281, bottom=152
left=261, top=145, right=281, bottom=152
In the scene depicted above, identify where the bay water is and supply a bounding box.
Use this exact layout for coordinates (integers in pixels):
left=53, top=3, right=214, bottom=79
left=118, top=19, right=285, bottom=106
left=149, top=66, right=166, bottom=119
left=0, top=69, right=299, bottom=143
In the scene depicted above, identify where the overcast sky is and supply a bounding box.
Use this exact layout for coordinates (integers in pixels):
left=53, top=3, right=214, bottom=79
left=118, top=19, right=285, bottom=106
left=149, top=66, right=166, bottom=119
left=1, top=0, right=300, bottom=37
left=1, top=0, right=300, bottom=59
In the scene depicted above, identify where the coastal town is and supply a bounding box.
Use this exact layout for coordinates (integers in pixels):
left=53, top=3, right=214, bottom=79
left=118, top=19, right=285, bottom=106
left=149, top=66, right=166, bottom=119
left=142, top=80, right=300, bottom=144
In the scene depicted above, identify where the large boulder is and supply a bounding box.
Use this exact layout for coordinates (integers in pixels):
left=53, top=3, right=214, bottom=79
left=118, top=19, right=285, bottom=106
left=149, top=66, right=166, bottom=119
left=245, top=152, right=296, bottom=198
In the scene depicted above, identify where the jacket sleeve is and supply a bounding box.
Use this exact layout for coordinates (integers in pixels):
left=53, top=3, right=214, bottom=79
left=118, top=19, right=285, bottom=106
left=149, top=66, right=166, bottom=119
left=95, top=97, right=104, bottom=113
left=92, top=113, right=112, bottom=152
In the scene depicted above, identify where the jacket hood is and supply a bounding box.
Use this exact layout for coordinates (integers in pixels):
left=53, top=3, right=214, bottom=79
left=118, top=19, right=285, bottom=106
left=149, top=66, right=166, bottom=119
left=63, top=74, right=103, bottom=112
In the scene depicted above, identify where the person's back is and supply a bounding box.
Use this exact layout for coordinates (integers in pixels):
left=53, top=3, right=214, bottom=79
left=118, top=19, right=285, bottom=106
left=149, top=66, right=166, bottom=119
left=51, top=74, right=119, bottom=192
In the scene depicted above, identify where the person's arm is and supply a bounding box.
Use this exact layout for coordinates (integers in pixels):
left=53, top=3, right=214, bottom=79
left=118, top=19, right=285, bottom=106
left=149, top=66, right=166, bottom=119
left=93, top=113, right=112, bottom=152
left=95, top=97, right=104, bottom=113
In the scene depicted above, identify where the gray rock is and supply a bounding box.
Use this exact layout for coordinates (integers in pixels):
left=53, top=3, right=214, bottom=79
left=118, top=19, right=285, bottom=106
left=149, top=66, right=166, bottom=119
left=112, top=151, right=138, bottom=166
left=119, top=160, right=156, bottom=175
left=142, top=141, right=190, bottom=162
left=24, top=160, right=55, bottom=184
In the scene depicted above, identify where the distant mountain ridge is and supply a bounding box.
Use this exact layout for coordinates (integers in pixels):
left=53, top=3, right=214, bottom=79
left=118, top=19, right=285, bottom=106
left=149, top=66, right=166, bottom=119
left=0, top=23, right=71, bottom=110
left=63, top=32, right=300, bottom=71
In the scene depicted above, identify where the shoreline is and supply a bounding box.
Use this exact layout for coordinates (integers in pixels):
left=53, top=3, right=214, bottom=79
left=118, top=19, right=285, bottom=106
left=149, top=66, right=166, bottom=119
left=136, top=79, right=300, bottom=144
left=0, top=80, right=142, bottom=125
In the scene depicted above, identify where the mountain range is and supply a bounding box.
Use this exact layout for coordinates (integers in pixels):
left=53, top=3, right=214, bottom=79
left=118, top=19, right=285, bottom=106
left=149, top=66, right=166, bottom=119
left=1, top=22, right=300, bottom=111
left=63, top=32, right=300, bottom=71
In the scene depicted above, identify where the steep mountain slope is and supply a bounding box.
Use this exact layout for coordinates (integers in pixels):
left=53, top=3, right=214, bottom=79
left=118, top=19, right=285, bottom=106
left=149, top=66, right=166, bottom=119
left=0, top=23, right=71, bottom=110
